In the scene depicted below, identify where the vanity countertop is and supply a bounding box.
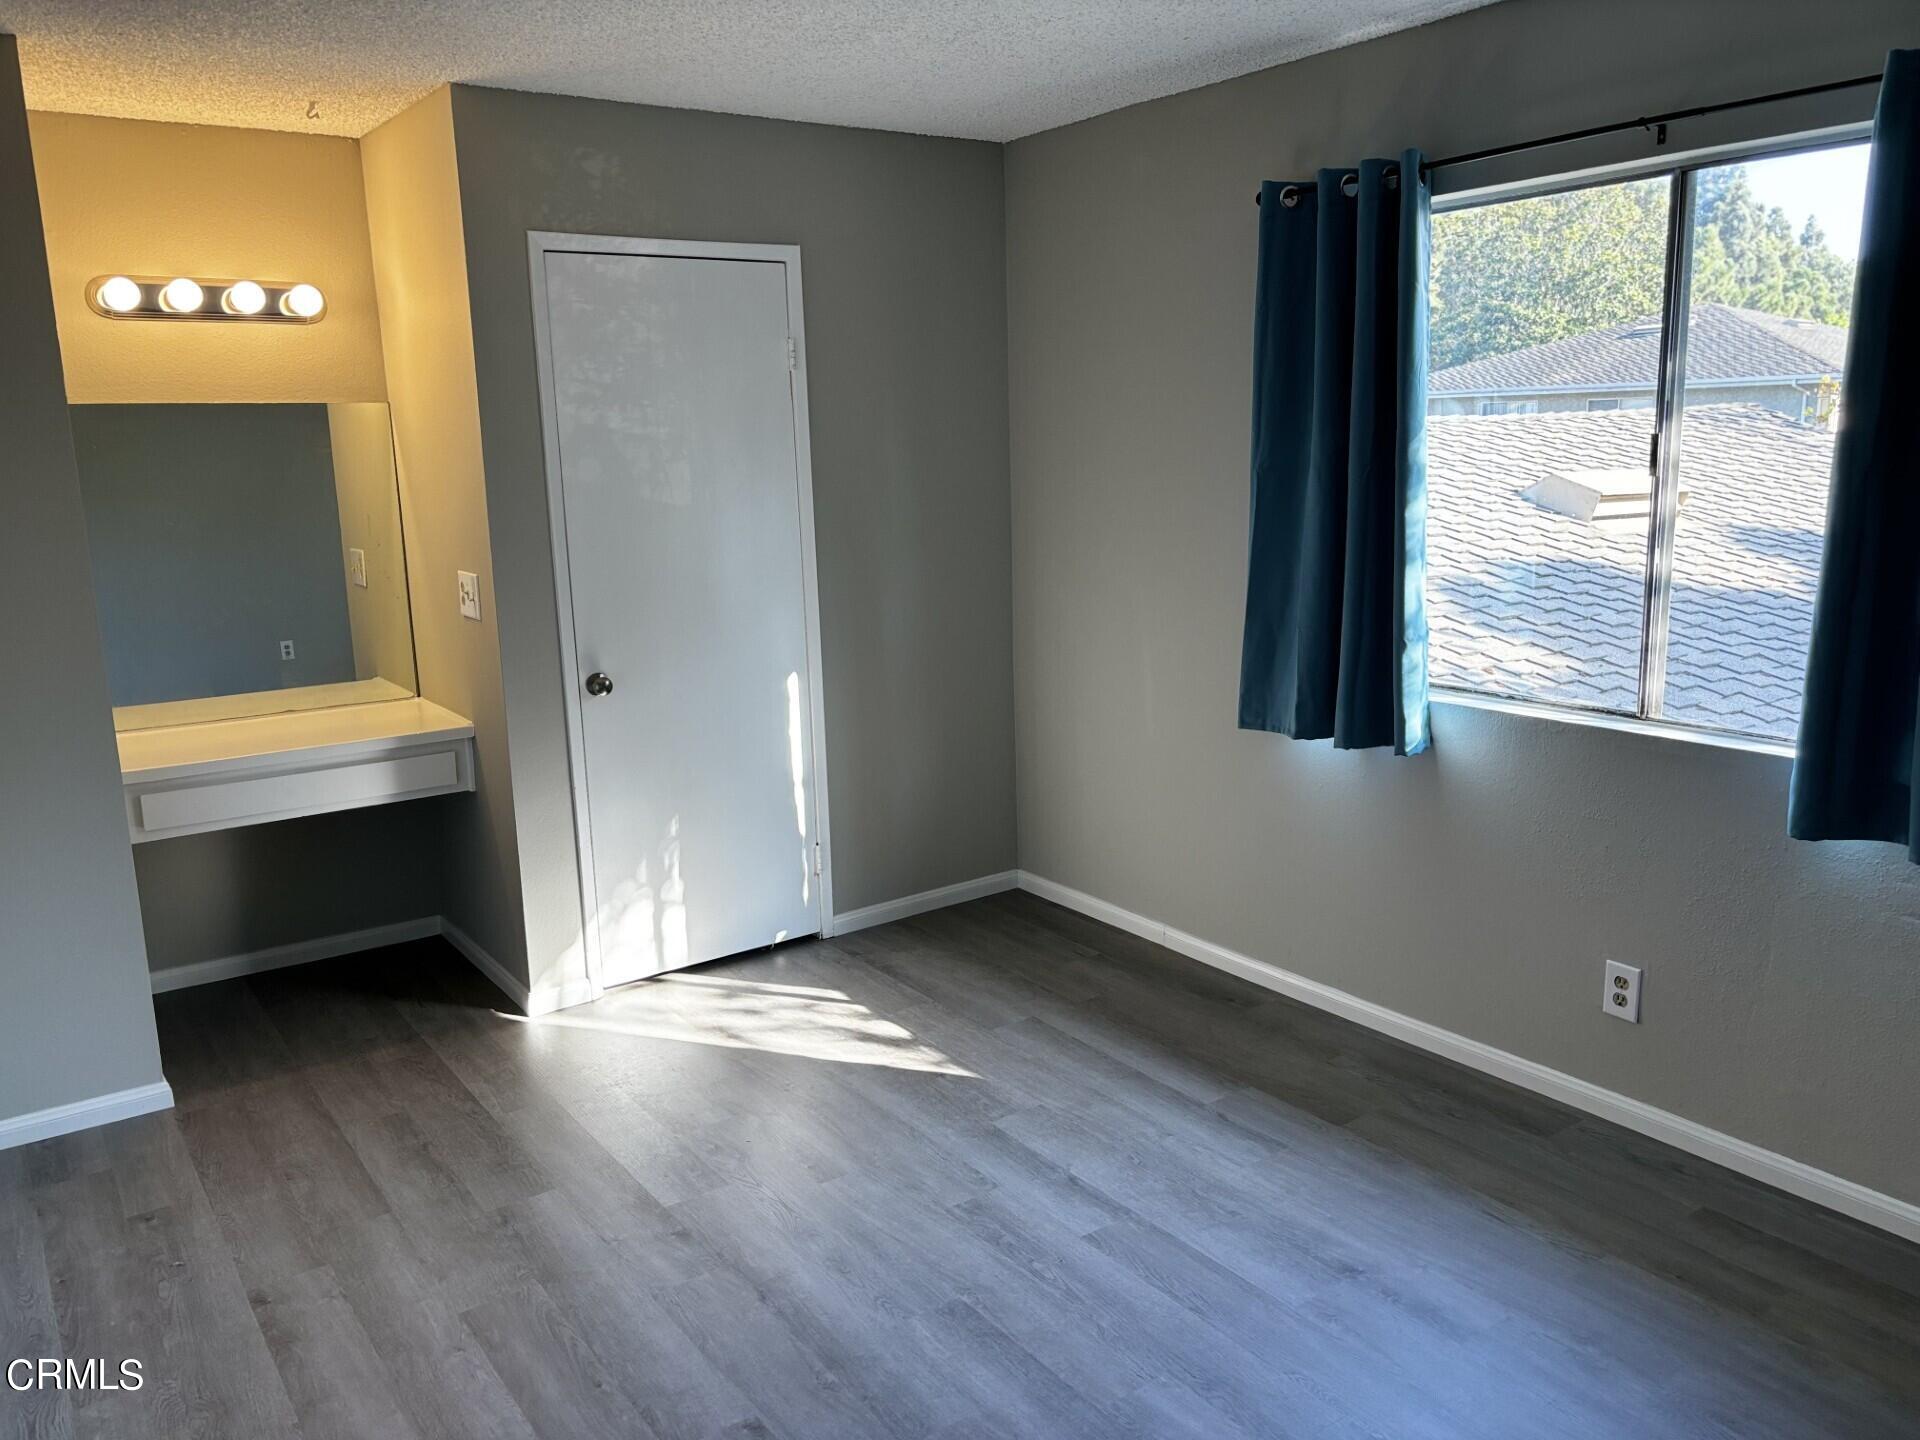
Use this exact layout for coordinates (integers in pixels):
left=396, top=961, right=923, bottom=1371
left=113, top=677, right=415, bottom=732
left=116, top=698, right=477, bottom=843
left=118, top=697, right=475, bottom=781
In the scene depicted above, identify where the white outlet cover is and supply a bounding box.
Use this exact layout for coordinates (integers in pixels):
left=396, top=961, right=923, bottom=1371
left=279, top=639, right=296, bottom=661
left=349, top=547, right=368, bottom=588
left=458, top=570, right=482, bottom=621
left=1603, top=960, right=1642, bottom=1023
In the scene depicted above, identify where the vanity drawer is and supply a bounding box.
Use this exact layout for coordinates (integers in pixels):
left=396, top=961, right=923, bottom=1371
left=124, top=731, right=473, bottom=843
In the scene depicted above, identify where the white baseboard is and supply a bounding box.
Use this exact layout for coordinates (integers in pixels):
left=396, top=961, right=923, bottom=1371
left=1017, top=872, right=1164, bottom=946
left=1016, top=871, right=1920, bottom=1247
left=148, top=914, right=588, bottom=1019
left=832, top=869, right=1021, bottom=936
left=0, top=1081, right=175, bottom=1152
left=438, top=916, right=592, bottom=1017
left=149, top=917, right=443, bottom=994
left=436, top=915, right=529, bottom=1011
left=141, top=867, right=1023, bottom=1016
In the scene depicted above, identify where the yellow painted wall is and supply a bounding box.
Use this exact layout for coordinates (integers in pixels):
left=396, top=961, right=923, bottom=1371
left=28, top=111, right=385, bottom=403
left=328, top=402, right=416, bottom=690
left=362, top=86, right=525, bottom=982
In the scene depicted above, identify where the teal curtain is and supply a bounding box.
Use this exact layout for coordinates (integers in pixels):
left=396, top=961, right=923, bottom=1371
left=1238, top=152, right=1430, bottom=755
left=1790, top=52, right=1920, bottom=861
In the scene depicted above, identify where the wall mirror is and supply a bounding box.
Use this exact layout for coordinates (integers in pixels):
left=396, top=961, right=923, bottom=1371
left=71, top=402, right=418, bottom=731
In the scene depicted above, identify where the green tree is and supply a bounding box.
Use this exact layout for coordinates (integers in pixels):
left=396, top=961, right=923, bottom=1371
left=1430, top=167, right=1855, bottom=371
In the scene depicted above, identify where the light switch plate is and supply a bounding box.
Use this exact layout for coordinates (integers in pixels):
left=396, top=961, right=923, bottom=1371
left=457, top=570, right=482, bottom=621
left=348, top=547, right=368, bottom=588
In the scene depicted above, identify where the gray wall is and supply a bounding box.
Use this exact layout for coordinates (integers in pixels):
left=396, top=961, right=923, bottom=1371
left=0, top=33, right=165, bottom=1124
left=443, top=85, right=1015, bottom=995
left=1005, top=0, right=1920, bottom=1206
left=131, top=801, right=445, bottom=971
left=71, top=403, right=356, bottom=705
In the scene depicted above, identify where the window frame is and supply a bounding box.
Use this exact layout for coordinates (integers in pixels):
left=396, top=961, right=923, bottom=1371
left=1426, top=118, right=1873, bottom=752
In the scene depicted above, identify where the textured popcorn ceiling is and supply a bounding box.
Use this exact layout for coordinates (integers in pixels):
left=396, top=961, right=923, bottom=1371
left=1, top=0, right=1502, bottom=141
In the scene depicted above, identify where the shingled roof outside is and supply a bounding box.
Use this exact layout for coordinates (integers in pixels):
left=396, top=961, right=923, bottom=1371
left=1426, top=404, right=1833, bottom=740
left=1430, top=304, right=1848, bottom=396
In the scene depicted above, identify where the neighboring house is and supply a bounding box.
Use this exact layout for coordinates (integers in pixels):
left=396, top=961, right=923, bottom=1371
left=1428, top=304, right=1847, bottom=425
left=1426, top=404, right=1834, bottom=739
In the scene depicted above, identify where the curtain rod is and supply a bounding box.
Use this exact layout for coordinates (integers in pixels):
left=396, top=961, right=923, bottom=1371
left=1255, top=71, right=1882, bottom=204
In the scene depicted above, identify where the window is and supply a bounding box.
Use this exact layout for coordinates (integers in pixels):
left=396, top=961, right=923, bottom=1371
left=1425, top=139, right=1868, bottom=744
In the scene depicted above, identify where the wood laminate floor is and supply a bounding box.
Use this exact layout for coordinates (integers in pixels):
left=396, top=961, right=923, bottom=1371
left=3, top=891, right=1917, bottom=1439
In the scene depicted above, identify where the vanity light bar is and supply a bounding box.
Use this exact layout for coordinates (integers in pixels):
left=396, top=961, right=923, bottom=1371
left=87, top=274, right=327, bottom=324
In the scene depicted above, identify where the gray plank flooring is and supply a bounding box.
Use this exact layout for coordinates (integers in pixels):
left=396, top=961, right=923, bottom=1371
left=3, top=890, right=1917, bottom=1439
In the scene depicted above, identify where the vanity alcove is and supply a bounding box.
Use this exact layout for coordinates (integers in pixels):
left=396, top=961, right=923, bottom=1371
left=74, top=398, right=474, bottom=842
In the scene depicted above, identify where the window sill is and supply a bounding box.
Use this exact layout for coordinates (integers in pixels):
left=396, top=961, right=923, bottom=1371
left=1430, top=687, right=1797, bottom=760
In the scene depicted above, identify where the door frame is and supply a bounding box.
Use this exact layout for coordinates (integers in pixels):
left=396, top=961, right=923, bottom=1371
left=526, top=232, right=836, bottom=1000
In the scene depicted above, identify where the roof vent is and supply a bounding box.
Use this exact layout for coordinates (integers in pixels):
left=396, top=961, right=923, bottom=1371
left=1522, top=468, right=1690, bottom=530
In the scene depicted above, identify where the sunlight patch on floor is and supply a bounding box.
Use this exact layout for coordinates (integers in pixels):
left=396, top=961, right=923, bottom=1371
left=499, top=973, right=974, bottom=1076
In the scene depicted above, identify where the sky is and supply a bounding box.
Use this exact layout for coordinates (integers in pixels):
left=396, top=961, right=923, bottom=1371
left=1739, top=142, right=1871, bottom=259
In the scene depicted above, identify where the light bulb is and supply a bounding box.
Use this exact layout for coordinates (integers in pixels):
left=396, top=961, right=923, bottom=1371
left=223, top=280, right=267, bottom=315
left=96, top=275, right=142, bottom=313
left=281, top=283, right=325, bottom=319
left=160, top=277, right=204, bottom=313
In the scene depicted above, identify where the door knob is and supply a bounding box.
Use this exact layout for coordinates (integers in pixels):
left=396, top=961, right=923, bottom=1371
left=585, top=671, right=614, bottom=697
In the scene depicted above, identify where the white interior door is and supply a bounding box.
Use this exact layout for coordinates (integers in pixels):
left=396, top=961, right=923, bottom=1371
left=541, top=247, right=823, bottom=987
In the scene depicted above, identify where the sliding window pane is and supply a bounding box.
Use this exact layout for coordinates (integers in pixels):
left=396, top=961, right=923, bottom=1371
left=1427, top=177, right=1671, bottom=712
left=1661, top=144, right=1865, bottom=740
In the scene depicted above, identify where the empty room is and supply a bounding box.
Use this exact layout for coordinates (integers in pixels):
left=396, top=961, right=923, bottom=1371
left=3, top=0, right=1918, bottom=1435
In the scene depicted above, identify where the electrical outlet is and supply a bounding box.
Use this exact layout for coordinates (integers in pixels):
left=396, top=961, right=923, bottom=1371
left=1603, top=960, right=1642, bottom=1023
left=457, top=570, right=482, bottom=621
left=279, top=639, right=296, bottom=661
left=348, top=547, right=368, bottom=588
